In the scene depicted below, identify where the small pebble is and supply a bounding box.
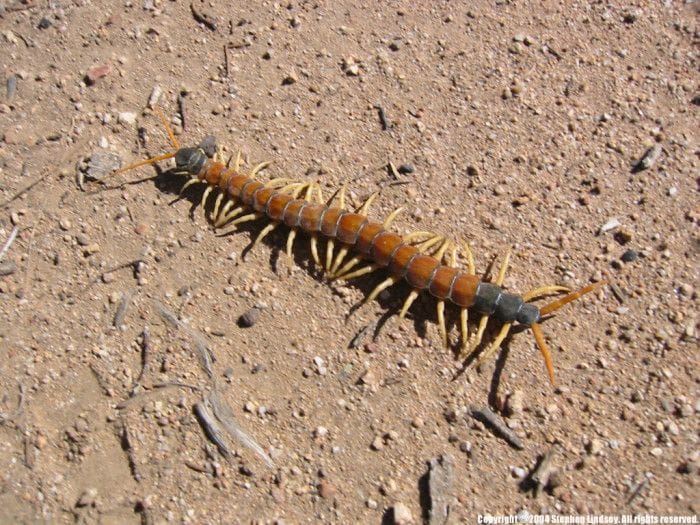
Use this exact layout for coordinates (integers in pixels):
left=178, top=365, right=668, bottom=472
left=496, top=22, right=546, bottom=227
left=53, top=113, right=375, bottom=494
left=633, top=144, right=661, bottom=171
left=621, top=249, right=638, bottom=263
left=147, top=85, right=162, bottom=109
left=118, top=112, right=137, bottom=126
left=370, top=435, right=384, bottom=451
left=587, top=438, right=603, bottom=456
left=238, top=308, right=260, bottom=327
left=76, top=488, right=98, bottom=508
left=510, top=466, right=527, bottom=479
left=506, top=390, right=524, bottom=416
left=0, top=261, right=17, bottom=276
left=599, top=218, right=620, bottom=234
left=38, top=17, right=52, bottom=29
left=392, top=502, right=414, bottom=525
left=318, top=480, right=336, bottom=499
left=86, top=64, right=111, bottom=84
left=397, top=164, right=414, bottom=174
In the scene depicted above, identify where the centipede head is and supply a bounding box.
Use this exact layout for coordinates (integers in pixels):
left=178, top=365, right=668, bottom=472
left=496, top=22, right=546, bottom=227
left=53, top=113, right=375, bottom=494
left=529, top=280, right=607, bottom=385
left=109, top=108, right=207, bottom=179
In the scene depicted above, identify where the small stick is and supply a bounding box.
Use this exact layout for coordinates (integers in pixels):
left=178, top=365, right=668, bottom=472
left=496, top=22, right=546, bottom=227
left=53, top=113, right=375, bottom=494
left=374, top=104, right=391, bottom=130
left=223, top=44, right=230, bottom=78
left=177, top=91, right=188, bottom=132
left=0, top=226, right=19, bottom=260
left=0, top=174, right=43, bottom=209
left=208, top=389, right=274, bottom=468
left=154, top=300, right=214, bottom=377
left=113, top=290, right=134, bottom=328
left=468, top=405, right=524, bottom=450
left=626, top=478, right=648, bottom=506
left=194, top=399, right=232, bottom=459
left=23, top=431, right=36, bottom=469
left=349, top=322, right=375, bottom=349
left=190, top=2, right=218, bottom=31
left=0, top=384, right=26, bottom=424
left=118, top=419, right=142, bottom=482
left=134, top=326, right=151, bottom=386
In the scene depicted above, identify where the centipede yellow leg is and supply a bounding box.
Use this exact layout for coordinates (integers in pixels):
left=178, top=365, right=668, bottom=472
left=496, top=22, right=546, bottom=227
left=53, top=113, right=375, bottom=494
left=211, top=192, right=225, bottom=223
left=180, top=178, right=200, bottom=196
left=365, top=276, right=398, bottom=304
left=250, top=161, right=271, bottom=177
left=228, top=212, right=260, bottom=227
left=338, top=264, right=378, bottom=281
left=398, top=290, right=419, bottom=319
left=476, top=322, right=513, bottom=368
left=436, top=300, right=448, bottom=349
left=253, top=222, right=278, bottom=248
left=201, top=185, right=214, bottom=220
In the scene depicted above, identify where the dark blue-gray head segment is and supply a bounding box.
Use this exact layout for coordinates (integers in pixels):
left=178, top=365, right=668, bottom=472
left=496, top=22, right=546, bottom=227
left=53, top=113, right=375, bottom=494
left=174, top=147, right=207, bottom=175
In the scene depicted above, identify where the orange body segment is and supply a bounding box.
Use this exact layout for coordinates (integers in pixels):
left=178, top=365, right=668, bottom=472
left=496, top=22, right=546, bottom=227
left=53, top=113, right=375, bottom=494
left=252, top=187, right=275, bottom=213
left=266, top=193, right=291, bottom=221
left=388, top=245, right=419, bottom=276
left=405, top=254, right=441, bottom=289
left=241, top=181, right=263, bottom=206
left=203, top=162, right=225, bottom=185
left=227, top=174, right=251, bottom=199
left=355, top=223, right=383, bottom=254
left=336, top=213, right=367, bottom=244
left=449, top=274, right=480, bottom=307
left=428, top=266, right=460, bottom=299
left=320, top=207, right=343, bottom=237
left=299, top=204, right=325, bottom=231
left=282, top=200, right=305, bottom=227
left=370, top=232, right=404, bottom=266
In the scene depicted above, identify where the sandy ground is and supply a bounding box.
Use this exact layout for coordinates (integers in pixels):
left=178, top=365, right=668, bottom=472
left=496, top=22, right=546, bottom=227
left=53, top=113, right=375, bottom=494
left=0, top=0, right=698, bottom=523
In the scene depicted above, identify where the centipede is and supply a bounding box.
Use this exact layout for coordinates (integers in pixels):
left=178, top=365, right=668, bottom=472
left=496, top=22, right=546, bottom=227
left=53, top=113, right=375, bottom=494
left=111, top=109, right=606, bottom=385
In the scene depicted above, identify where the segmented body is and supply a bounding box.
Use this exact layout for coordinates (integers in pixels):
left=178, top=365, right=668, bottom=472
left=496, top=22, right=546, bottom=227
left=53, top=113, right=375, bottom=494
left=178, top=146, right=539, bottom=326
left=115, top=127, right=604, bottom=385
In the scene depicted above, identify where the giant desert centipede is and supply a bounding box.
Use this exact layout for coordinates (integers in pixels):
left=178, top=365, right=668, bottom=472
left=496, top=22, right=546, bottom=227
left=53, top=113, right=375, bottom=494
left=112, top=110, right=605, bottom=384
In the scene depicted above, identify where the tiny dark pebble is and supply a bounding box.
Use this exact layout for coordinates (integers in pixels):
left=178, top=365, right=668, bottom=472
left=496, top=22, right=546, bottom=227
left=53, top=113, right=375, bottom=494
left=397, top=164, right=415, bottom=174
left=238, top=308, right=260, bottom=327
left=621, top=249, right=638, bottom=263
left=38, top=17, right=52, bottom=29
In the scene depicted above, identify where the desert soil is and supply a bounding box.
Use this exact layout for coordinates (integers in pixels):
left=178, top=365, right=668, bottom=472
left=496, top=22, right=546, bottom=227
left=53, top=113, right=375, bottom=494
left=0, top=0, right=698, bottom=523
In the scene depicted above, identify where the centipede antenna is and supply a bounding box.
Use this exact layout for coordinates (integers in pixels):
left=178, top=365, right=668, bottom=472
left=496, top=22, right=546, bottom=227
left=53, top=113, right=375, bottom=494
left=111, top=151, right=177, bottom=177
left=540, top=281, right=606, bottom=316
left=531, top=322, right=556, bottom=385
left=154, top=107, right=181, bottom=149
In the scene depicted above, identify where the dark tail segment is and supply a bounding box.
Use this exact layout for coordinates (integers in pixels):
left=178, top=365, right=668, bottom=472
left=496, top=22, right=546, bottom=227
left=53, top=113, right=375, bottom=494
left=532, top=281, right=607, bottom=384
